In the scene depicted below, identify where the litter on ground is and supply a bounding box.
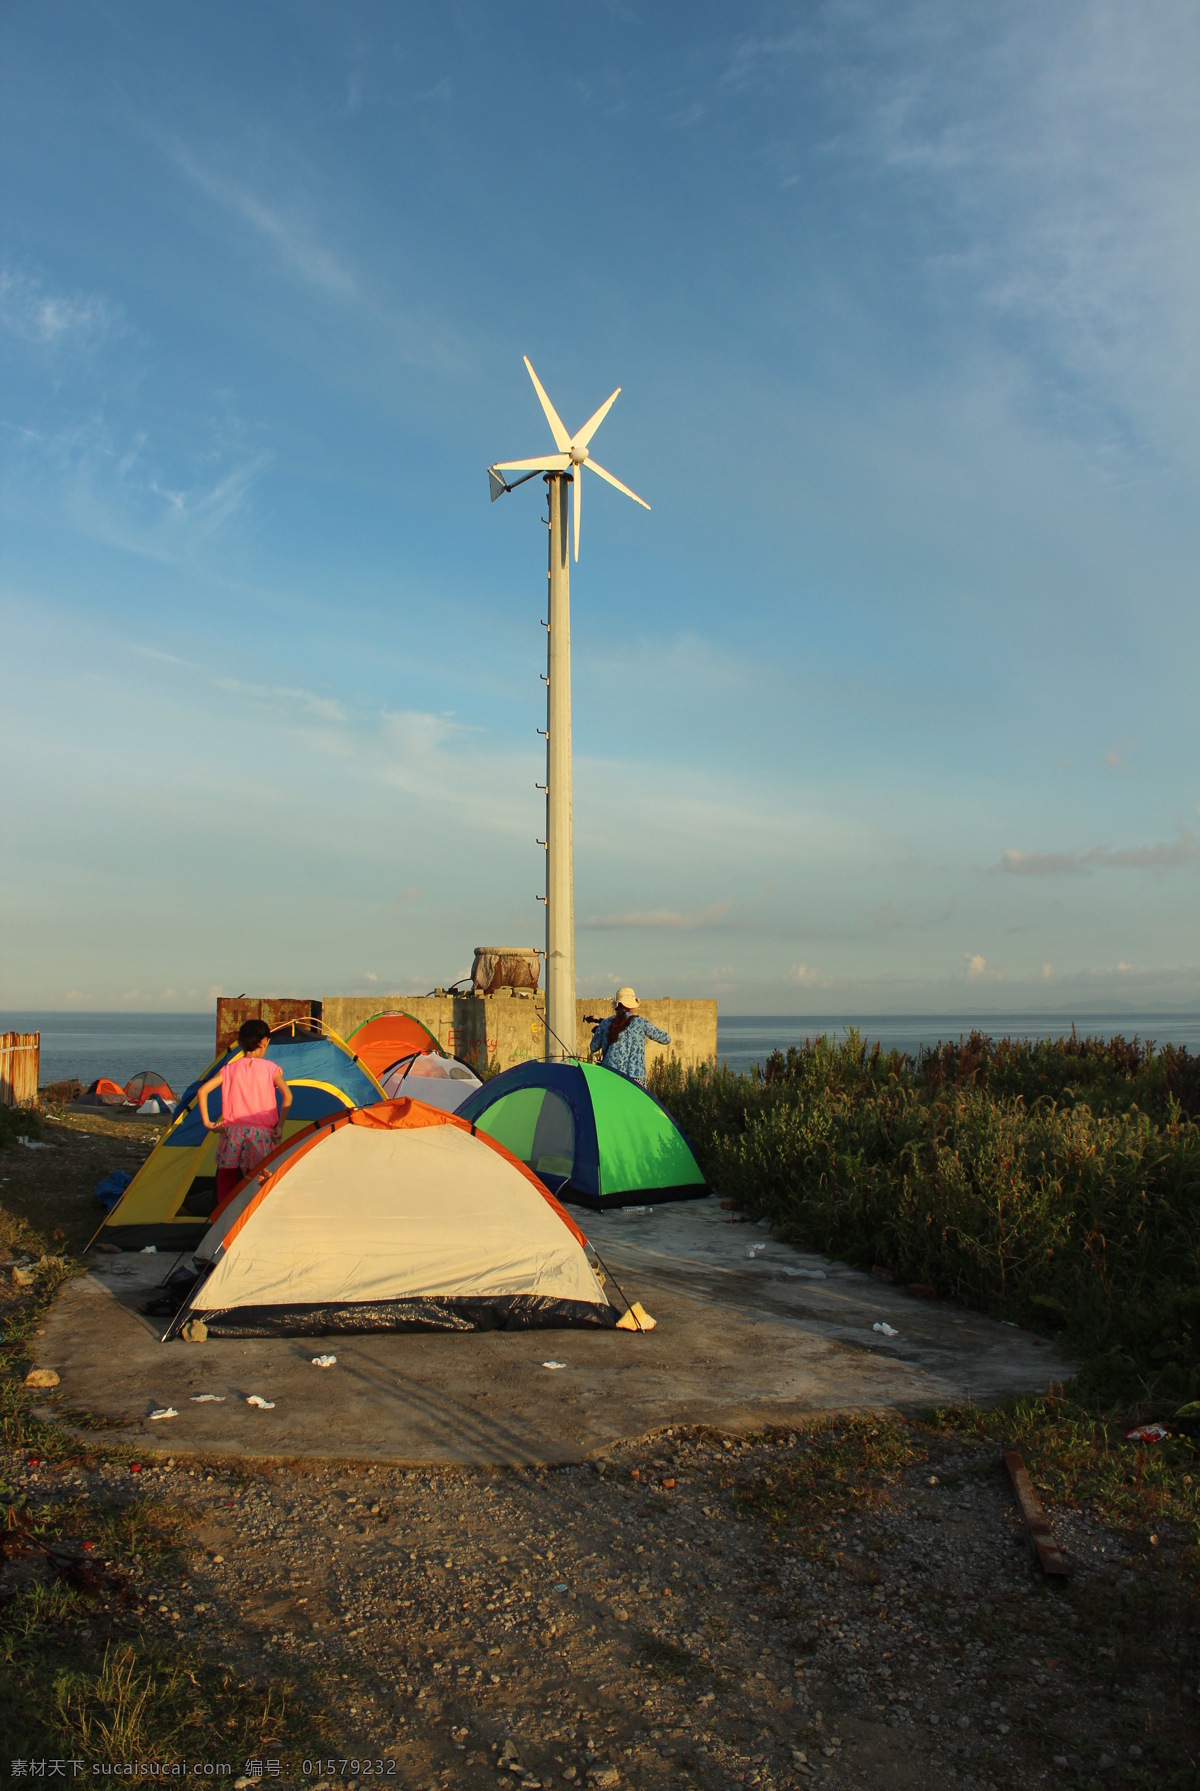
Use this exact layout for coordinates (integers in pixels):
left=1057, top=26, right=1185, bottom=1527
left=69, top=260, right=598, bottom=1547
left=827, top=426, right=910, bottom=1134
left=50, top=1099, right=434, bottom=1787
left=148, top=1407, right=178, bottom=1421
left=246, top=1395, right=276, bottom=1409
left=746, top=1243, right=766, bottom=1258
left=873, top=1321, right=899, bottom=1338
left=542, top=1360, right=567, bottom=1370
left=311, top=1354, right=337, bottom=1368
left=190, top=1394, right=225, bottom=1403
left=1125, top=1424, right=1169, bottom=1444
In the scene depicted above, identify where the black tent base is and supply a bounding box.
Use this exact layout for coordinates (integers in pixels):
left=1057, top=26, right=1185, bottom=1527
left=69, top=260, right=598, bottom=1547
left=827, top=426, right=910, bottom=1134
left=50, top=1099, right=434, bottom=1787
left=180, top=1293, right=619, bottom=1338
left=97, top=1223, right=208, bottom=1252
left=561, top=1182, right=712, bottom=1212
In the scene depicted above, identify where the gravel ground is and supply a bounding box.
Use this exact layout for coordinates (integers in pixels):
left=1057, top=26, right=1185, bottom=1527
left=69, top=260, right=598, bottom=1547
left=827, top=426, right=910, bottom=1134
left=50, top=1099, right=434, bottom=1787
left=11, top=1423, right=1182, bottom=1789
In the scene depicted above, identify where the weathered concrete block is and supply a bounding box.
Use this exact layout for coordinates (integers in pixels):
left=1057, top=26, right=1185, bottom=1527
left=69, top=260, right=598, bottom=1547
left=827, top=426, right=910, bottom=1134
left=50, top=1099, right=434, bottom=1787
left=225, top=993, right=718, bottom=1077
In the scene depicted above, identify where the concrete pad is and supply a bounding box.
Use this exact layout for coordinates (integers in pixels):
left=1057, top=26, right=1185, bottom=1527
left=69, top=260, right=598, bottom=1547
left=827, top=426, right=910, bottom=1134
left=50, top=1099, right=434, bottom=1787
left=34, top=1197, right=1070, bottom=1466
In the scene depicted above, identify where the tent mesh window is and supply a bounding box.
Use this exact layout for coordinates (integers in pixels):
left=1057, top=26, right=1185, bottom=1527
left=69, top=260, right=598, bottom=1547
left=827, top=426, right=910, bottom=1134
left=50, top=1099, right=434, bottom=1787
left=530, top=1090, right=575, bottom=1182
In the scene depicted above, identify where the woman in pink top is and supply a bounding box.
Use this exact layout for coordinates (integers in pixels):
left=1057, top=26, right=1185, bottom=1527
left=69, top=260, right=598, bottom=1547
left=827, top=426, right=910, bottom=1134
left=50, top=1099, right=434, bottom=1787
left=197, top=1019, right=293, bottom=1212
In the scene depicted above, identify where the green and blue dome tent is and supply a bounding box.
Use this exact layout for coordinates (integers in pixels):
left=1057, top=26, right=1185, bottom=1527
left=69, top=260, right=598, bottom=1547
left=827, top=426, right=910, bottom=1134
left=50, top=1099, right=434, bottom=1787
left=92, top=1030, right=385, bottom=1250
left=457, top=1060, right=708, bottom=1211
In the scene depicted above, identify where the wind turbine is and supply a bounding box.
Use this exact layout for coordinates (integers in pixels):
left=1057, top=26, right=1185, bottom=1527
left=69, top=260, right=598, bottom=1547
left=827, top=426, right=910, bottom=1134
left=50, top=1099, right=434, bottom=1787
left=489, top=357, right=650, bottom=1063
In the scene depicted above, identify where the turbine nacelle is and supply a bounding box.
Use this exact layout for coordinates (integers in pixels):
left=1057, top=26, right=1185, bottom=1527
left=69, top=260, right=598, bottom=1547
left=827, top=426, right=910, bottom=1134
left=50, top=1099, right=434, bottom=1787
left=489, top=355, right=649, bottom=561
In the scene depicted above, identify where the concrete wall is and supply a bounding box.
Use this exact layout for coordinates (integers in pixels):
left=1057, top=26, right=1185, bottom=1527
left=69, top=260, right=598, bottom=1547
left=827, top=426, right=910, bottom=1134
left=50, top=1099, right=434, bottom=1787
left=232, top=993, right=718, bottom=1076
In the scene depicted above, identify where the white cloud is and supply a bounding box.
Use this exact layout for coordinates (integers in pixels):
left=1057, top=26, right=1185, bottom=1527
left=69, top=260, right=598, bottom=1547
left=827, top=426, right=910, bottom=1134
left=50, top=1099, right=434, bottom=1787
left=580, top=900, right=734, bottom=932
left=998, top=827, right=1199, bottom=875
left=215, top=679, right=346, bottom=725
left=965, top=953, right=987, bottom=976
left=1103, top=733, right=1137, bottom=771
left=163, top=138, right=358, bottom=302
left=792, top=963, right=825, bottom=986
left=0, top=267, right=122, bottom=350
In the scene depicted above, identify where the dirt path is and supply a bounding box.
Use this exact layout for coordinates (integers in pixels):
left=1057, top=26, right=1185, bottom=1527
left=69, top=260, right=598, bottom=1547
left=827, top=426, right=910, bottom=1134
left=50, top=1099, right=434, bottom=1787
left=11, top=1421, right=1179, bottom=1788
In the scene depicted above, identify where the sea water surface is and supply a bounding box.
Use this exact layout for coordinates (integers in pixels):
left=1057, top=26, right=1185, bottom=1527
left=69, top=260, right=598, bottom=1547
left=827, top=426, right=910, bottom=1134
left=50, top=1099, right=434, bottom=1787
left=3, top=1007, right=1198, bottom=1091
left=715, top=1012, right=1200, bottom=1077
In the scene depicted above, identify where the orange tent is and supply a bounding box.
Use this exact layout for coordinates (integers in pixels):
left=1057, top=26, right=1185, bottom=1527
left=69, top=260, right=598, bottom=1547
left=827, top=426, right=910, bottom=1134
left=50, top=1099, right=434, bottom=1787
left=345, top=1012, right=443, bottom=1080
left=79, top=1077, right=128, bottom=1107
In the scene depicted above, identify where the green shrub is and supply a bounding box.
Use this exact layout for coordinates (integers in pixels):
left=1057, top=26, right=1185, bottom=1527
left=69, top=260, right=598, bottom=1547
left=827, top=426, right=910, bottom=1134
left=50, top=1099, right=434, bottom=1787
left=651, top=1030, right=1200, bottom=1406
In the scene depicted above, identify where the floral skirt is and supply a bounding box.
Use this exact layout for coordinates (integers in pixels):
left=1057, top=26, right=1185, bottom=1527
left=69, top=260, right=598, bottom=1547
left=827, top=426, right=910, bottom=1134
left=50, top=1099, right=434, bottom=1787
left=215, top=1122, right=279, bottom=1175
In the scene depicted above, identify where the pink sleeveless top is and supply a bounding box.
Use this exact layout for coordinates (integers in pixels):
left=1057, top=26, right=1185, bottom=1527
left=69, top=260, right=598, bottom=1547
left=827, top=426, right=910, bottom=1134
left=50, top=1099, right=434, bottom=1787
left=221, top=1056, right=280, bottom=1129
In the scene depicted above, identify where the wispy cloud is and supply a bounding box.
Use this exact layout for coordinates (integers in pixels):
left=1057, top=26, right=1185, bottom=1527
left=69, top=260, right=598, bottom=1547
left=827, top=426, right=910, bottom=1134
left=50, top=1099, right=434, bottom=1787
left=580, top=900, right=734, bottom=931
left=0, top=267, right=122, bottom=350
left=215, top=679, right=346, bottom=724
left=998, top=826, right=1199, bottom=875
left=163, top=137, right=358, bottom=302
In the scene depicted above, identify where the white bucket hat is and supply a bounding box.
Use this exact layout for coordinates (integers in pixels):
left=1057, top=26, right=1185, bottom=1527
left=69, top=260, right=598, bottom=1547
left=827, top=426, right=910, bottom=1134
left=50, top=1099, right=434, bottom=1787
left=614, top=987, right=640, bottom=1011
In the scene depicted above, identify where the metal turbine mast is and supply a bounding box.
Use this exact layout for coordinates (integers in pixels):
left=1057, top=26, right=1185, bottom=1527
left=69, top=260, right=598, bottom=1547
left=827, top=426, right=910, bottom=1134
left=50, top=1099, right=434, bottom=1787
left=489, top=357, right=650, bottom=1062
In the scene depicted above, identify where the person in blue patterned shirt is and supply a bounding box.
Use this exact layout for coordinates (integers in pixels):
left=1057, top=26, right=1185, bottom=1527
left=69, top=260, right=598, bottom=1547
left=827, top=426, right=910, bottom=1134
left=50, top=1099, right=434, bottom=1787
left=589, top=988, right=670, bottom=1086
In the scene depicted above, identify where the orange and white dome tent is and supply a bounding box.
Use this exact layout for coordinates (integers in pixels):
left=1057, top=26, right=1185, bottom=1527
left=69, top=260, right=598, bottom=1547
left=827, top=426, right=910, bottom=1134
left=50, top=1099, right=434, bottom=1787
left=169, top=1099, right=618, bottom=1338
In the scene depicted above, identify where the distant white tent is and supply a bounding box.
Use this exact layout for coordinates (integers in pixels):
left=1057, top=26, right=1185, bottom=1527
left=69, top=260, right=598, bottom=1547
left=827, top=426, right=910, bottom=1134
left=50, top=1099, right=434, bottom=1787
left=171, top=1100, right=616, bottom=1337
left=381, top=1053, right=481, bottom=1112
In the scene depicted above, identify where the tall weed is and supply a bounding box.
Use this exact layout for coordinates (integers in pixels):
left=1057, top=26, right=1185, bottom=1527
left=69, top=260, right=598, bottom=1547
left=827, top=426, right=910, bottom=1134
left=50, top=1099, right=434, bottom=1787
left=652, top=1030, right=1200, bottom=1405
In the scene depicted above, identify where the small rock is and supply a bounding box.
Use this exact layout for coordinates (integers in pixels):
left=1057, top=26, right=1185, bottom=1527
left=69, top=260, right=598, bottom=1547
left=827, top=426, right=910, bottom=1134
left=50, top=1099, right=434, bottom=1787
left=613, top=1606, right=629, bottom=1623
left=1053, top=1758, right=1069, bottom=1769
left=24, top=1367, right=59, bottom=1388
left=588, top=1770, right=619, bottom=1789
left=1128, top=1746, right=1143, bottom=1761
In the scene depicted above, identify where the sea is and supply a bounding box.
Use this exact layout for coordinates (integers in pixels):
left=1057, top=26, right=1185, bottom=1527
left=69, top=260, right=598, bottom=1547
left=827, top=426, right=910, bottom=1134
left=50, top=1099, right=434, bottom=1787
left=3, top=1007, right=1198, bottom=1091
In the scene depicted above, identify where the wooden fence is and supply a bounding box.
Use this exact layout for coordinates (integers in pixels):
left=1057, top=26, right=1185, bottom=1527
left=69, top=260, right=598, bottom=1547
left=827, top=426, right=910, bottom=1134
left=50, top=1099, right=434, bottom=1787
left=0, top=1032, right=39, bottom=1108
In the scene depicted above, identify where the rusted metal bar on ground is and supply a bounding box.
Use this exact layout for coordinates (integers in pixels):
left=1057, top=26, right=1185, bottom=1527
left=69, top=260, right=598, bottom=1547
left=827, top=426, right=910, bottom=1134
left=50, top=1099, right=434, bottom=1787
left=1003, top=1449, right=1069, bottom=1579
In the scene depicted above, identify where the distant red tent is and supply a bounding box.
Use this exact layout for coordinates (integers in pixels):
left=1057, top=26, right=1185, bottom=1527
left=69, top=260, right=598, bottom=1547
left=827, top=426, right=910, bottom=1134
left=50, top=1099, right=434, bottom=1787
left=124, top=1070, right=176, bottom=1107
left=79, top=1078, right=128, bottom=1107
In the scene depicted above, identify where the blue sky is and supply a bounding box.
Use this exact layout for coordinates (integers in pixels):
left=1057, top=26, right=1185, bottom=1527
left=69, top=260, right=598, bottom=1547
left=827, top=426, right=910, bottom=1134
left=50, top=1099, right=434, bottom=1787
left=2, top=1, right=1197, bottom=1014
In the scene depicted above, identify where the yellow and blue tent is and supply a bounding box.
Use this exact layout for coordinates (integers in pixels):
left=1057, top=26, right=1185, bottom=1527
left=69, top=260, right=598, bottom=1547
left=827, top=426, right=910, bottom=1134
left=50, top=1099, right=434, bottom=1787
left=94, top=1031, right=384, bottom=1250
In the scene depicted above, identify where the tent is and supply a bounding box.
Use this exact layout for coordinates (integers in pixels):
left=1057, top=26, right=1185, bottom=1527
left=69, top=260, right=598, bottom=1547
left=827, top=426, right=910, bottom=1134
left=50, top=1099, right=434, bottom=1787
left=381, top=1054, right=481, bottom=1112
left=345, top=1012, right=443, bottom=1081
left=124, top=1070, right=176, bottom=1108
left=78, top=1077, right=128, bottom=1107
left=170, top=1099, right=617, bottom=1336
left=93, top=1032, right=384, bottom=1250
left=457, top=1061, right=708, bottom=1210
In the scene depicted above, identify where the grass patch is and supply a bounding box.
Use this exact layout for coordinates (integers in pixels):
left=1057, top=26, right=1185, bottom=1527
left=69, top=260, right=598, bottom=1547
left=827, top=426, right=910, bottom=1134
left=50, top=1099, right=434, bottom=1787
left=931, top=1387, right=1200, bottom=1541
left=729, top=1417, right=929, bottom=1527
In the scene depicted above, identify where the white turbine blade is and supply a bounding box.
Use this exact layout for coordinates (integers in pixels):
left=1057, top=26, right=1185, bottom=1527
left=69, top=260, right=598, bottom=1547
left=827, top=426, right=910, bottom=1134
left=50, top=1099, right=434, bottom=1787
left=573, top=461, right=581, bottom=561
left=574, top=386, right=620, bottom=451
left=493, top=453, right=572, bottom=472
left=586, top=458, right=651, bottom=510
left=523, top=357, right=571, bottom=452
